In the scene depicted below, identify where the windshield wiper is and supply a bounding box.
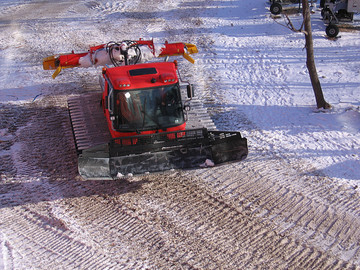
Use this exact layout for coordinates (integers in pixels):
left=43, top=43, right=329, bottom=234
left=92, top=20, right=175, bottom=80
left=141, top=97, right=163, bottom=131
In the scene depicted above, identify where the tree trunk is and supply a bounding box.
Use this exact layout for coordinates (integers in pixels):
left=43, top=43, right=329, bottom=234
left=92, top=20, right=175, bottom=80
left=302, top=0, right=331, bottom=109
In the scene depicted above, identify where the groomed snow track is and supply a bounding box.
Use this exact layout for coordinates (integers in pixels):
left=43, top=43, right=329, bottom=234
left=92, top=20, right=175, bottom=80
left=1, top=91, right=360, bottom=269
left=2, top=165, right=360, bottom=269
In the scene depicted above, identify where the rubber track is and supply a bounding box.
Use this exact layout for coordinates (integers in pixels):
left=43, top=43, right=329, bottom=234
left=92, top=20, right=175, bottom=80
left=67, top=93, right=112, bottom=152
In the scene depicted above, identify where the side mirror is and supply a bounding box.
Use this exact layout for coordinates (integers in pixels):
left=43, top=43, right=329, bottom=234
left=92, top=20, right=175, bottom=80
left=187, top=84, right=194, bottom=99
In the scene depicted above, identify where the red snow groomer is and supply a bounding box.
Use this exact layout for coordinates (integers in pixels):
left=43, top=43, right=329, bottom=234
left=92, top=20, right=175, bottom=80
left=43, top=39, right=248, bottom=179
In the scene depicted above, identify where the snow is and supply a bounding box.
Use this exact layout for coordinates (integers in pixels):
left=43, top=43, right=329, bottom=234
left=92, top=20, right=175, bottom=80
left=200, top=159, right=215, bottom=168
left=0, top=0, right=359, bottom=189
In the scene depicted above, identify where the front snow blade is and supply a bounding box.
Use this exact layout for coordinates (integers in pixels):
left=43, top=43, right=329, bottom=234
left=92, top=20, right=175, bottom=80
left=78, top=144, right=111, bottom=180
left=77, top=128, right=247, bottom=180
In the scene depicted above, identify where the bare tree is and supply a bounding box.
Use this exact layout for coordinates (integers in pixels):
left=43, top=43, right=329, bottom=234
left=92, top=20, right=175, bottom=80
left=275, top=0, right=331, bottom=109
left=302, top=0, right=331, bottom=109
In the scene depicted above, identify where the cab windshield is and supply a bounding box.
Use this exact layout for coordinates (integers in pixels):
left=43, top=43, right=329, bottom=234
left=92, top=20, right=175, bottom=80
left=113, top=84, right=184, bottom=131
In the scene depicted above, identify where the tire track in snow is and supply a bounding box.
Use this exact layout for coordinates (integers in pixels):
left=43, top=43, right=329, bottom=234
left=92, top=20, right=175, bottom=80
left=184, top=154, right=360, bottom=265
left=178, top=4, right=360, bottom=265
left=141, top=1, right=360, bottom=267
left=23, top=172, right=355, bottom=269
left=0, top=206, right=133, bottom=269
left=201, top=38, right=292, bottom=107
left=137, top=0, right=360, bottom=267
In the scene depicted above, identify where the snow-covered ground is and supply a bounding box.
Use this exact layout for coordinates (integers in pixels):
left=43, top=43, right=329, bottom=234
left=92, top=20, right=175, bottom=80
left=194, top=1, right=360, bottom=187
left=1, top=0, right=358, bottom=186
left=1, top=1, right=360, bottom=268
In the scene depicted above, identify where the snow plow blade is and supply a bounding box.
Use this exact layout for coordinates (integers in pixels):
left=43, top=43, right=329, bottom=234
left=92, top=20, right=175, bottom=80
left=78, top=128, right=248, bottom=180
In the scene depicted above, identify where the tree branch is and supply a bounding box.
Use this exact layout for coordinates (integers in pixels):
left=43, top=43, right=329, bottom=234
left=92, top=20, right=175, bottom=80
left=272, top=14, right=308, bottom=35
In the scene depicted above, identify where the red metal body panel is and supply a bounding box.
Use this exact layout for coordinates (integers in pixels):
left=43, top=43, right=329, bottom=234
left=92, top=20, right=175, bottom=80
left=159, top=42, right=185, bottom=57
left=106, top=123, right=186, bottom=139
left=89, top=44, right=106, bottom=54
left=101, top=62, right=186, bottom=139
left=57, top=44, right=106, bottom=67
left=106, top=62, right=178, bottom=89
left=58, top=52, right=88, bottom=67
left=135, top=40, right=185, bottom=56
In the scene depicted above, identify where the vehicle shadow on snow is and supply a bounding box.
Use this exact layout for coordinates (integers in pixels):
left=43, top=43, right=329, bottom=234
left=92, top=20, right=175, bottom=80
left=0, top=177, right=149, bottom=209
left=208, top=102, right=360, bottom=133
left=0, top=99, right=151, bottom=209
left=0, top=94, right=82, bottom=179
left=309, top=159, right=360, bottom=181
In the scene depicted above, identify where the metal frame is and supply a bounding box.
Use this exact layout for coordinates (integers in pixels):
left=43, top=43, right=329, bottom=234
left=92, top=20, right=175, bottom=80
left=321, top=0, right=360, bottom=36
left=270, top=0, right=300, bottom=4
left=109, top=128, right=244, bottom=157
left=269, top=0, right=317, bottom=15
